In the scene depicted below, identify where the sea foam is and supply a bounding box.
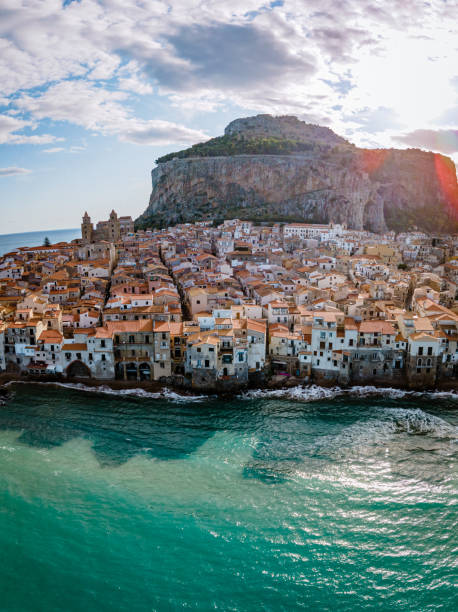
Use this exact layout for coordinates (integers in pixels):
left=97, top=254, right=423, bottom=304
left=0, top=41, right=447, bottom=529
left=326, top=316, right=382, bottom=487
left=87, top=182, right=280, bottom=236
left=3, top=380, right=208, bottom=403
left=240, top=384, right=458, bottom=403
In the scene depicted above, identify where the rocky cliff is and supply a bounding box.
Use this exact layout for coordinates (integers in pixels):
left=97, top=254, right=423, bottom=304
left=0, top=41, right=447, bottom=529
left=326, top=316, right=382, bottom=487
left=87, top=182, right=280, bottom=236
left=137, top=115, right=458, bottom=233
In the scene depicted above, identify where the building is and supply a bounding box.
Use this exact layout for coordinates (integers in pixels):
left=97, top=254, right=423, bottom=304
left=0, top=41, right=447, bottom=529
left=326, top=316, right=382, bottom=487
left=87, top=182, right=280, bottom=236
left=81, top=210, right=134, bottom=244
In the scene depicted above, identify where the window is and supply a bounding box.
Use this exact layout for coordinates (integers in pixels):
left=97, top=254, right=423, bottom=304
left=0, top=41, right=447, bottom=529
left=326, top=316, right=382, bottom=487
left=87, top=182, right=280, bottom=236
left=101, top=354, right=106, bottom=362
left=427, top=347, right=432, bottom=356
left=129, top=335, right=135, bottom=343
left=373, top=369, right=376, bottom=375
left=89, top=353, right=93, bottom=361
left=160, top=362, right=165, bottom=368
left=197, top=347, right=201, bottom=352
left=418, top=346, right=423, bottom=356
left=65, top=353, right=71, bottom=360
left=76, top=353, right=81, bottom=360
left=204, top=359, right=209, bottom=367
left=101, top=339, right=106, bottom=348
left=145, top=335, right=150, bottom=344
left=349, top=339, right=354, bottom=346
left=162, top=333, right=166, bottom=340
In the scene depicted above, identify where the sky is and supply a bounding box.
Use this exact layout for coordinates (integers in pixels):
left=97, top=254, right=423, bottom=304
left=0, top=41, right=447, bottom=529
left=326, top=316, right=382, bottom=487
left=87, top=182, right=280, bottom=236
left=0, top=0, right=457, bottom=234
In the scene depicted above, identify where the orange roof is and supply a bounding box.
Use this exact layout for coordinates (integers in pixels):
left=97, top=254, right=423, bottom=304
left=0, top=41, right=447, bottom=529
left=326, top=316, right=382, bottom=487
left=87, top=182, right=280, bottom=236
left=62, top=343, right=87, bottom=351
left=38, top=329, right=63, bottom=343
left=359, top=321, right=395, bottom=334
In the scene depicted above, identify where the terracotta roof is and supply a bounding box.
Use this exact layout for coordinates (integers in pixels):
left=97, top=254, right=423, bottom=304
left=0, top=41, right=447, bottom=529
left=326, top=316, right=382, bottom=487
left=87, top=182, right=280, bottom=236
left=359, top=321, right=395, bottom=334
left=38, top=330, right=63, bottom=342
left=62, top=343, right=87, bottom=351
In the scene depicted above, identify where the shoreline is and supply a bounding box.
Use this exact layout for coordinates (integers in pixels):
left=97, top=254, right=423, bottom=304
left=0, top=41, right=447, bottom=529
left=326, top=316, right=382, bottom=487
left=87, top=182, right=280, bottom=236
left=1, top=372, right=457, bottom=402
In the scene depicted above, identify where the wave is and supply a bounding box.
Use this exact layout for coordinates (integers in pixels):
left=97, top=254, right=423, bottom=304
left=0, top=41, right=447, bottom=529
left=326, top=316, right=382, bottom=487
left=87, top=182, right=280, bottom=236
left=240, top=384, right=458, bottom=403
left=3, top=380, right=208, bottom=403
left=381, top=407, right=457, bottom=438
left=3, top=380, right=457, bottom=405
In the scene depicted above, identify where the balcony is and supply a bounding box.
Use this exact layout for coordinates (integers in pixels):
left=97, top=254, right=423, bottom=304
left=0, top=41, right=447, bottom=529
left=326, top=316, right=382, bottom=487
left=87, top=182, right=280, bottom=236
left=115, top=351, right=152, bottom=362
left=116, top=355, right=153, bottom=363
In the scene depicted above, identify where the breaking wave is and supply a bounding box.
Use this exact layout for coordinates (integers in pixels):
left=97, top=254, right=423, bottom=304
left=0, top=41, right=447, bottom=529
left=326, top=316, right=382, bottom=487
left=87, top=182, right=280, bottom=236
left=3, top=380, right=208, bottom=403
left=381, top=407, right=457, bottom=438
left=240, top=384, right=458, bottom=403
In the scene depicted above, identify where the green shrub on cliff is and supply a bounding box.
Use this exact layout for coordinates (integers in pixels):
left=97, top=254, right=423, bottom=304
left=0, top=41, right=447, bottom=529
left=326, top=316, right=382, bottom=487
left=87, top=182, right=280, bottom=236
left=156, top=135, right=316, bottom=164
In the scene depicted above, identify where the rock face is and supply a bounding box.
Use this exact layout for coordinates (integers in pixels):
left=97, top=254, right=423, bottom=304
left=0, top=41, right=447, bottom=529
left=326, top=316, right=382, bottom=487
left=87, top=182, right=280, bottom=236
left=137, top=115, right=458, bottom=232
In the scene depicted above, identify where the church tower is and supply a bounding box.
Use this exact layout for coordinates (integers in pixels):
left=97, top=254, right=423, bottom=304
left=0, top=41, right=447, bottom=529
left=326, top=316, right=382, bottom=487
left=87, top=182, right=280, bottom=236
left=108, top=209, right=120, bottom=241
left=81, top=212, right=93, bottom=243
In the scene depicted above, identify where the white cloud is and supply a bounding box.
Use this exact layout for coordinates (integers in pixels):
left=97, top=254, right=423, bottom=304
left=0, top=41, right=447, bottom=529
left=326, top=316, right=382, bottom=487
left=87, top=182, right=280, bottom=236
left=0, top=166, right=31, bottom=176
left=42, top=147, right=65, bottom=153
left=0, top=113, right=59, bottom=144
left=119, top=119, right=207, bottom=145
left=0, top=0, right=456, bottom=152
left=14, top=79, right=208, bottom=145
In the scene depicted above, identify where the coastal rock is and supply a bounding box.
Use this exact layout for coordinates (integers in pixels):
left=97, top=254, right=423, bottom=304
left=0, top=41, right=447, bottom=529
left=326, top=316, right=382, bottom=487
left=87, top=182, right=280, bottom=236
left=137, top=115, right=458, bottom=233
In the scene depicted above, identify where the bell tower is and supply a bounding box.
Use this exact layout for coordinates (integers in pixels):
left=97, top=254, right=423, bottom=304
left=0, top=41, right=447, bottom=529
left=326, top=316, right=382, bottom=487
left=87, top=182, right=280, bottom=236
left=108, top=209, right=120, bottom=241
left=81, top=212, right=93, bottom=244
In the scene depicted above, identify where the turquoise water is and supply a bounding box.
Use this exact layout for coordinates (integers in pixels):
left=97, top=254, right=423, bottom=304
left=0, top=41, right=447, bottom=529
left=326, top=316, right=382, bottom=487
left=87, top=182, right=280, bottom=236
left=0, top=228, right=79, bottom=256
left=0, top=384, right=457, bottom=611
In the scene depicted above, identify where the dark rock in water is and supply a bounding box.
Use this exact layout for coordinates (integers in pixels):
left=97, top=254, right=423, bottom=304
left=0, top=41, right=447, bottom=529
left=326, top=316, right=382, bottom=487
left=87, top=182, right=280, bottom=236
left=0, top=387, right=12, bottom=405
left=136, top=114, right=458, bottom=233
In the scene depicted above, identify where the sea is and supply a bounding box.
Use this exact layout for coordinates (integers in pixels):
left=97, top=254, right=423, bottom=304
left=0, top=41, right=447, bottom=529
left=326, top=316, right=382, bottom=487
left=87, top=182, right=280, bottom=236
left=0, top=383, right=456, bottom=611
left=0, top=228, right=80, bottom=256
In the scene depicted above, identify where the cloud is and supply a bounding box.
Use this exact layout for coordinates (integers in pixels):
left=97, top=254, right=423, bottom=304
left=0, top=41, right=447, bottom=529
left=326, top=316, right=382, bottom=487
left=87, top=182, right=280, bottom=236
left=394, top=129, right=458, bottom=155
left=0, top=0, right=456, bottom=153
left=344, top=106, right=403, bottom=133
left=119, top=119, right=208, bottom=145
left=159, top=22, right=316, bottom=91
left=0, top=166, right=31, bottom=176
left=15, top=80, right=208, bottom=146
left=0, top=113, right=59, bottom=145
left=42, top=147, right=65, bottom=153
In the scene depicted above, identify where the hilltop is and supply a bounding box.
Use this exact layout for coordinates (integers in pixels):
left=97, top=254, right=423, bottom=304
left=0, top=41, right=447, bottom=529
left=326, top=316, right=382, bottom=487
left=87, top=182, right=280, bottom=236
left=136, top=115, right=458, bottom=233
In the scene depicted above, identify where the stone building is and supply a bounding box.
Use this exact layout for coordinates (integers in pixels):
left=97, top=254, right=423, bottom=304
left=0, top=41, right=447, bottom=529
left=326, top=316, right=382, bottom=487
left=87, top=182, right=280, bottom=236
left=81, top=210, right=134, bottom=244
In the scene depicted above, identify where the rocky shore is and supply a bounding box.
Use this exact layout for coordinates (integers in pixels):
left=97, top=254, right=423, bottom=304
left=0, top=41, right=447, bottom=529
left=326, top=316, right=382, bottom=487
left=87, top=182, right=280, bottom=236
left=1, top=372, right=457, bottom=402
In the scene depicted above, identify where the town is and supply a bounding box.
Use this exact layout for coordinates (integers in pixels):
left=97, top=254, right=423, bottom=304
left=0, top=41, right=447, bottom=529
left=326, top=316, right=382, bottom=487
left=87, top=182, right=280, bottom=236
left=0, top=210, right=457, bottom=391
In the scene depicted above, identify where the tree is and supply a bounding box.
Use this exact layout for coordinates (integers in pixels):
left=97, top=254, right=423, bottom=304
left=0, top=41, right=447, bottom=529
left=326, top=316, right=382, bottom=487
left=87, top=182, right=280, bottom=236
left=43, top=236, right=51, bottom=246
